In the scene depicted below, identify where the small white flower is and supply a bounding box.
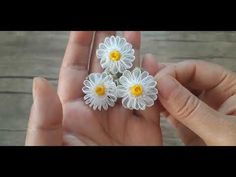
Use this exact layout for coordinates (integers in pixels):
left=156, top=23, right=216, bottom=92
left=117, top=68, right=158, bottom=110
left=96, top=35, right=135, bottom=74
left=82, top=72, right=117, bottom=111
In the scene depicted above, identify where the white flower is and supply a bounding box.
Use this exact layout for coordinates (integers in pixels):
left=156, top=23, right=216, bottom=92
left=82, top=72, right=117, bottom=111
left=96, top=36, right=135, bottom=74
left=117, top=68, right=158, bottom=110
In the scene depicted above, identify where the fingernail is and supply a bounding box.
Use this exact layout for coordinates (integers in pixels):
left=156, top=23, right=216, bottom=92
left=144, top=53, right=154, bottom=58
left=157, top=76, right=179, bottom=100
left=155, top=72, right=165, bottom=81
left=32, top=77, right=42, bottom=102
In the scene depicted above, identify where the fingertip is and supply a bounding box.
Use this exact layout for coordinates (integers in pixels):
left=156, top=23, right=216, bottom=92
left=123, top=31, right=141, bottom=49
left=32, top=77, right=62, bottom=122
left=27, top=77, right=63, bottom=145
left=144, top=53, right=155, bottom=58
left=69, top=31, right=94, bottom=45
left=142, top=53, right=159, bottom=76
left=157, top=75, right=179, bottom=100
left=33, top=77, right=54, bottom=101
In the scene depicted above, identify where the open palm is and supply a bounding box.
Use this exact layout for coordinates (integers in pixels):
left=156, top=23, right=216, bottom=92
left=26, top=31, right=162, bottom=146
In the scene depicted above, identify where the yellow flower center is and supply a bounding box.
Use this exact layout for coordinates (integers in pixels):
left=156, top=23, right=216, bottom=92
left=130, top=84, right=143, bottom=97
left=95, top=85, right=106, bottom=96
left=109, top=50, right=121, bottom=61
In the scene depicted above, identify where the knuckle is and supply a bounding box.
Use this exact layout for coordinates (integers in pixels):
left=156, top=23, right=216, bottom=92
left=175, top=93, right=201, bottom=121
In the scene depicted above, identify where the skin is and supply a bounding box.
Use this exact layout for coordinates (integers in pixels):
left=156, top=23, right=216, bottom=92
left=25, top=31, right=163, bottom=146
left=155, top=60, right=236, bottom=145
left=25, top=32, right=236, bottom=146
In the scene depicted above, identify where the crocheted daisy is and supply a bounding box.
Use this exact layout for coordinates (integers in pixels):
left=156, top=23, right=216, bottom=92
left=82, top=72, right=117, bottom=111
left=117, top=68, right=158, bottom=110
left=96, top=36, right=135, bottom=74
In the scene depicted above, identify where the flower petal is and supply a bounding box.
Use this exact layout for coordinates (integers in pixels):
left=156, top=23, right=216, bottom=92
left=82, top=86, right=90, bottom=94
left=141, top=71, right=149, bottom=80
left=143, top=96, right=154, bottom=107
left=132, top=68, right=142, bottom=81
left=83, top=80, right=93, bottom=87
left=117, top=37, right=126, bottom=48
left=88, top=73, right=97, bottom=83
left=138, top=99, right=146, bottom=110
left=122, top=70, right=132, bottom=80
left=121, top=43, right=132, bottom=53
left=122, top=96, right=130, bottom=109
left=117, top=85, right=128, bottom=97
left=96, top=49, right=106, bottom=58
left=104, top=37, right=111, bottom=48
left=103, top=102, right=108, bottom=110
left=110, top=36, right=116, bottom=46
left=119, top=75, right=131, bottom=85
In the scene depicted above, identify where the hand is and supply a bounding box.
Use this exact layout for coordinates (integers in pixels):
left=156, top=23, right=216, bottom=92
left=25, top=32, right=162, bottom=146
left=155, top=60, right=236, bottom=145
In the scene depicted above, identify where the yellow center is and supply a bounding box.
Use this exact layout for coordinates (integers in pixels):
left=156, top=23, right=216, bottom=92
left=130, top=84, right=143, bottom=97
left=109, top=50, right=121, bottom=61
left=95, top=85, right=106, bottom=96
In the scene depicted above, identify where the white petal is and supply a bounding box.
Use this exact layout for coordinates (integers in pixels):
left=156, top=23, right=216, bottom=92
left=117, top=85, right=128, bottom=97
left=127, top=97, right=135, bottom=109
left=107, top=98, right=115, bottom=107
left=117, top=37, right=126, bottom=48
left=98, top=105, right=102, bottom=111
left=122, top=48, right=135, bottom=55
left=120, top=60, right=133, bottom=69
left=104, top=37, right=111, bottom=48
left=146, top=88, right=158, bottom=95
left=141, top=71, right=149, bottom=80
left=145, top=81, right=157, bottom=87
left=83, top=80, right=93, bottom=87
left=93, top=104, right=98, bottom=110
left=84, top=94, right=91, bottom=100
left=89, top=102, right=93, bottom=107
left=122, top=70, right=132, bottom=80
left=98, top=43, right=107, bottom=50
left=118, top=75, right=127, bottom=84
left=134, top=99, right=139, bottom=110
left=108, top=94, right=117, bottom=102
left=138, top=99, right=146, bottom=110
left=142, top=75, right=154, bottom=84
left=88, top=73, right=97, bottom=83
left=121, top=54, right=135, bottom=62
left=118, top=62, right=127, bottom=73
left=117, top=62, right=121, bottom=73
left=115, top=36, right=121, bottom=47
left=100, top=58, right=110, bottom=69
left=101, top=72, right=108, bottom=79
left=122, top=96, right=130, bottom=109
left=147, top=94, right=157, bottom=101
left=103, top=103, right=108, bottom=110
left=121, top=43, right=132, bottom=53
left=96, top=49, right=106, bottom=58
left=132, top=68, right=142, bottom=80
left=110, top=63, right=118, bottom=74
left=82, top=86, right=90, bottom=93
left=85, top=97, right=92, bottom=105
left=110, top=36, right=116, bottom=46
left=143, top=96, right=154, bottom=107
left=107, top=87, right=116, bottom=94
left=139, top=105, right=146, bottom=110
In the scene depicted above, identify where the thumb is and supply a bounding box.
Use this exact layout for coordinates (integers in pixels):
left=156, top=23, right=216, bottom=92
left=25, top=77, right=63, bottom=146
left=157, top=75, right=223, bottom=144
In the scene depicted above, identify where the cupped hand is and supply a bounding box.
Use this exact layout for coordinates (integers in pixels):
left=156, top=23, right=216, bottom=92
left=25, top=32, right=162, bottom=146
